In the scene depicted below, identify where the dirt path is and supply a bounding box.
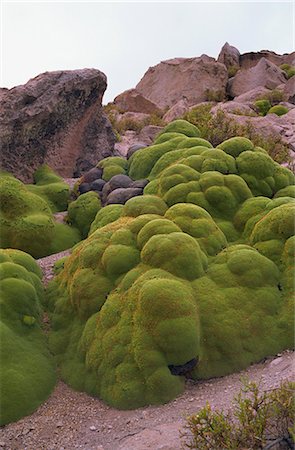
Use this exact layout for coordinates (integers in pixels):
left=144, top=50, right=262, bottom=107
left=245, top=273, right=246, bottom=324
left=0, top=252, right=294, bottom=450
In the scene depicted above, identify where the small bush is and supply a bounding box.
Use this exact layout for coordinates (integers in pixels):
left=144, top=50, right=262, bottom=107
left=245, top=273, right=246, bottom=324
left=181, top=380, right=295, bottom=450
left=280, top=64, right=295, bottom=79
left=183, top=104, right=213, bottom=136
left=262, top=89, right=285, bottom=105
left=205, top=89, right=226, bottom=102
left=255, top=99, right=271, bottom=116
left=268, top=105, right=289, bottom=116
left=228, top=65, right=239, bottom=78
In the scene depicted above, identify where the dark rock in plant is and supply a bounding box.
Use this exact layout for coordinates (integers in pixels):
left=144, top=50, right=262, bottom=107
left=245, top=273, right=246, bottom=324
left=132, top=179, right=149, bottom=189
left=127, top=143, right=147, bottom=160
left=0, top=69, right=116, bottom=182
left=81, top=167, right=103, bottom=184
left=107, top=174, right=134, bottom=191
left=168, top=357, right=198, bottom=376
left=106, top=187, right=143, bottom=205
left=78, top=182, right=91, bottom=194
left=90, top=179, right=106, bottom=192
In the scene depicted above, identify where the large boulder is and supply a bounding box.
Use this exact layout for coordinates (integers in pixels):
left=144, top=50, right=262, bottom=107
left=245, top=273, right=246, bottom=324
left=217, top=42, right=240, bottom=70
left=163, top=98, right=190, bottom=123
left=113, top=88, right=161, bottom=114
left=284, top=76, right=295, bottom=104
left=135, top=55, right=228, bottom=109
left=0, top=69, right=116, bottom=182
left=228, top=58, right=287, bottom=98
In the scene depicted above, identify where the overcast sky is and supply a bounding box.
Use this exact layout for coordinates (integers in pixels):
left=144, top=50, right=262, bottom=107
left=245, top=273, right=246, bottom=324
left=1, top=1, right=294, bottom=103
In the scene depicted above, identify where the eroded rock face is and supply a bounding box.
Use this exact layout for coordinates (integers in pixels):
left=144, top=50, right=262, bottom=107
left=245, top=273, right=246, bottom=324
left=136, top=55, right=228, bottom=109
left=0, top=69, right=116, bottom=182
left=228, top=58, right=287, bottom=98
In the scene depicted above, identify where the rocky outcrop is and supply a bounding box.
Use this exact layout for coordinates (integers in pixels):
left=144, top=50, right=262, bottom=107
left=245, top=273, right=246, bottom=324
left=0, top=69, right=116, bottom=182
left=113, top=88, right=161, bottom=114
left=228, top=58, right=287, bottom=98
left=163, top=98, right=190, bottom=123
left=217, top=42, right=240, bottom=70
left=135, top=55, right=228, bottom=109
left=284, top=77, right=295, bottom=103
left=240, top=50, right=295, bottom=70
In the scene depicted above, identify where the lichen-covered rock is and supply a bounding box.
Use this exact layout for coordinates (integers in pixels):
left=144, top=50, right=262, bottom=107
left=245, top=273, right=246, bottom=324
left=0, top=69, right=116, bottom=182
left=0, top=174, right=80, bottom=258
left=0, top=249, right=56, bottom=425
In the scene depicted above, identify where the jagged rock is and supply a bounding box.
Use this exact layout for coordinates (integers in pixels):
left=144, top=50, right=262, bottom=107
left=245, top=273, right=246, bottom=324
left=136, top=55, right=228, bottom=109
left=163, top=98, right=190, bottom=123
left=217, top=42, right=240, bottom=69
left=240, top=50, right=295, bottom=69
left=113, top=88, right=162, bottom=114
left=0, top=69, right=116, bottom=182
left=228, top=58, right=287, bottom=98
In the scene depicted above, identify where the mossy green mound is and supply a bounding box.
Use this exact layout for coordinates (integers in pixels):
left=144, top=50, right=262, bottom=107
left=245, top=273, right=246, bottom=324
left=97, top=157, right=128, bottom=181
left=0, top=175, right=81, bottom=258
left=67, top=191, right=101, bottom=239
left=0, top=249, right=56, bottom=425
left=156, top=119, right=201, bottom=138
left=45, top=125, right=294, bottom=411
left=27, top=165, right=70, bottom=212
left=267, top=105, right=289, bottom=116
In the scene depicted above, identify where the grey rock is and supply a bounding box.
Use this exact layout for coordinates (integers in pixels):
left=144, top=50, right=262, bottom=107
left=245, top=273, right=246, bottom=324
left=131, top=179, right=149, bottom=189
left=78, top=182, right=91, bottom=194
left=106, top=187, right=143, bottom=205
left=90, top=179, right=106, bottom=191
left=82, top=167, right=103, bottom=183
left=127, top=143, right=147, bottom=159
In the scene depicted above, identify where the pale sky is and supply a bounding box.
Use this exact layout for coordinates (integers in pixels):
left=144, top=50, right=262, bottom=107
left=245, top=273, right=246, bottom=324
left=1, top=1, right=294, bottom=103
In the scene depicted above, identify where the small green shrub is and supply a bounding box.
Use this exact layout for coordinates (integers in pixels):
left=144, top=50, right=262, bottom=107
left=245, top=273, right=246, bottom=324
left=254, top=99, right=271, bottom=116
left=280, top=64, right=295, bottom=79
left=183, top=104, right=213, bottom=136
left=268, top=105, right=289, bottom=116
left=181, top=380, right=295, bottom=449
left=227, top=65, right=239, bottom=78
left=205, top=89, right=225, bottom=102
left=259, top=89, right=285, bottom=105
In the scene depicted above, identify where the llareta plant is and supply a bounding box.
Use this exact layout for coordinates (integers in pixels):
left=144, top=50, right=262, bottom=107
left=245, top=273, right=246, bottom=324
left=1, top=120, right=294, bottom=425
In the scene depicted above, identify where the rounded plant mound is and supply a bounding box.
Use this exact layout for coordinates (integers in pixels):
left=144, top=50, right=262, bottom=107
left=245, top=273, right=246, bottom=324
left=43, top=120, right=294, bottom=412
left=0, top=174, right=80, bottom=258
left=0, top=249, right=56, bottom=425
